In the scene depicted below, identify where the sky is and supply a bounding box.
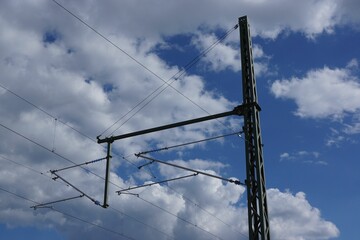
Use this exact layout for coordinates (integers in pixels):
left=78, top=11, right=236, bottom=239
left=0, top=0, right=359, bottom=239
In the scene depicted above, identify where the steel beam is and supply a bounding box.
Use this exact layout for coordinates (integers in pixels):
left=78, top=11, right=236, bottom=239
left=97, top=104, right=254, bottom=144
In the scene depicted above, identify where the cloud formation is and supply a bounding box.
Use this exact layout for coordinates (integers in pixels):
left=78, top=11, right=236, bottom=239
left=0, top=0, right=353, bottom=239
left=271, top=61, right=360, bottom=119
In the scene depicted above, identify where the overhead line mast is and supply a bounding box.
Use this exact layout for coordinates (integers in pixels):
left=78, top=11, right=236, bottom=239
left=239, top=16, right=270, bottom=240
left=97, top=15, right=270, bottom=239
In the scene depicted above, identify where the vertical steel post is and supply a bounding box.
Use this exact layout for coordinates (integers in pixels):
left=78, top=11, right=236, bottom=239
left=239, top=16, right=270, bottom=240
left=103, top=141, right=112, bottom=208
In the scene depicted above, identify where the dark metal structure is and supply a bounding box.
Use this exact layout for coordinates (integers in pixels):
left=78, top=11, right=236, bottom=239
left=97, top=15, right=270, bottom=240
left=239, top=16, right=270, bottom=240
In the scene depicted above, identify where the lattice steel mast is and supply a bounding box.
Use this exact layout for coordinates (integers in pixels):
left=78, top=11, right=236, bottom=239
left=239, top=16, right=270, bottom=240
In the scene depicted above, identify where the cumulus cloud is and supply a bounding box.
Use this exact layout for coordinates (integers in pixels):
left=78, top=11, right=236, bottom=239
left=44, top=0, right=357, bottom=40
left=0, top=0, right=348, bottom=239
left=270, top=62, right=360, bottom=119
left=268, top=189, right=339, bottom=240
left=270, top=60, right=360, bottom=145
left=191, top=32, right=270, bottom=75
left=1, top=155, right=340, bottom=240
left=191, top=32, right=241, bottom=72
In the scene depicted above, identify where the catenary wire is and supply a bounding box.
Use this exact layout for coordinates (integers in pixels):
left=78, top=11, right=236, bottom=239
left=1, top=28, right=246, bottom=232
left=9, top=0, right=245, bottom=164
left=0, top=76, right=246, bottom=237
left=116, top=173, right=198, bottom=194
left=50, top=171, right=101, bottom=206
left=0, top=119, right=246, bottom=239
left=50, top=0, right=238, bottom=138
left=0, top=82, right=95, bottom=143
left=138, top=130, right=242, bottom=155
left=166, top=185, right=248, bottom=239
left=0, top=158, right=179, bottom=240
left=0, top=80, right=185, bottom=175
left=51, top=157, right=107, bottom=173
left=131, top=153, right=247, bottom=238
left=104, top=25, right=239, bottom=137
left=0, top=154, right=47, bottom=177
left=121, top=144, right=247, bottom=237
left=0, top=154, right=72, bottom=189
left=113, top=171, right=229, bottom=240
left=0, top=123, right=228, bottom=239
left=136, top=154, right=243, bottom=185
left=0, top=81, right=132, bottom=166
left=51, top=208, right=137, bottom=240
left=0, top=186, right=136, bottom=240
left=109, top=206, right=176, bottom=240
left=135, top=195, right=224, bottom=240
left=129, top=130, right=248, bottom=237
left=0, top=121, right=110, bottom=183
left=31, top=194, right=84, bottom=209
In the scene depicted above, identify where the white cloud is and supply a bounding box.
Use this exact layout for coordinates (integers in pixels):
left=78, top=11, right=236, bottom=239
left=346, top=58, right=359, bottom=69
left=268, top=189, right=339, bottom=240
left=191, top=33, right=241, bottom=72
left=0, top=1, right=347, bottom=239
left=271, top=63, right=360, bottom=119
left=338, top=0, right=360, bottom=27
left=344, top=122, right=360, bottom=135
left=280, top=152, right=290, bottom=160
left=0, top=153, right=340, bottom=239
left=191, top=32, right=270, bottom=75
left=279, top=151, right=326, bottom=165
left=46, top=0, right=355, bottom=40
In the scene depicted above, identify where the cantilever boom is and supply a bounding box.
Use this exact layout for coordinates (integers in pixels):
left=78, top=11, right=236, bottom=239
left=97, top=103, right=259, bottom=144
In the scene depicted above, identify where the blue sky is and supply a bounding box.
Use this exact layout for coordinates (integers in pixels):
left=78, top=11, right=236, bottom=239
left=0, top=0, right=359, bottom=239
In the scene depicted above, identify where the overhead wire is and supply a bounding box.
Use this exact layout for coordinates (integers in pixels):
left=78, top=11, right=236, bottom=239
left=0, top=122, right=76, bottom=166
left=136, top=154, right=243, bottom=186
left=0, top=157, right=178, bottom=240
left=0, top=78, right=243, bottom=239
left=166, top=185, right=248, bottom=239
left=0, top=82, right=95, bottom=143
left=0, top=78, right=158, bottom=160
left=0, top=186, right=137, bottom=240
left=50, top=0, right=238, bottom=138
left=120, top=132, right=247, bottom=237
left=138, top=130, right=243, bottom=155
left=51, top=208, right=138, bottom=240
left=31, top=194, right=84, bottom=209
left=0, top=154, right=47, bottom=178
left=0, top=2, right=247, bottom=235
left=135, top=195, right=224, bottom=240
left=52, top=118, right=57, bottom=152
left=51, top=157, right=107, bottom=173
left=0, top=111, right=246, bottom=239
left=0, top=86, right=139, bottom=204
left=0, top=124, right=228, bottom=239
left=130, top=131, right=248, bottom=237
left=104, top=25, right=239, bottom=137
left=0, top=121, right=107, bottom=182
left=31, top=157, right=107, bottom=208
left=50, top=170, right=101, bottom=206
left=113, top=168, right=229, bottom=240
left=117, top=173, right=198, bottom=195
left=109, top=206, right=176, bottom=240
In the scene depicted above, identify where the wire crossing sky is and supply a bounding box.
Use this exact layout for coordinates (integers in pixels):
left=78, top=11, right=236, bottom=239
left=1, top=0, right=360, bottom=239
